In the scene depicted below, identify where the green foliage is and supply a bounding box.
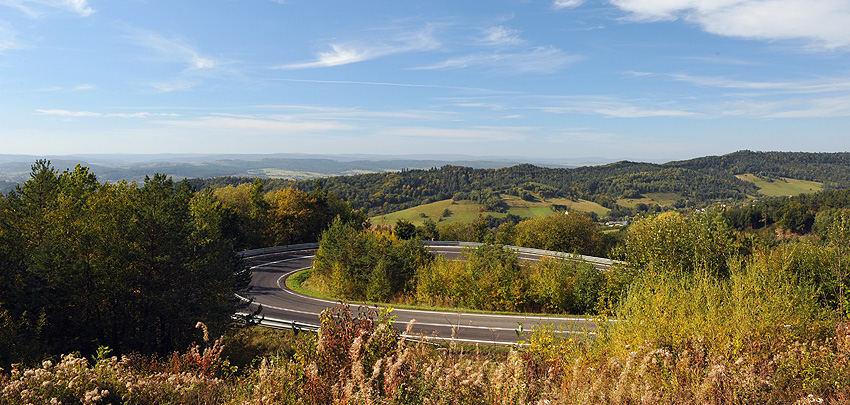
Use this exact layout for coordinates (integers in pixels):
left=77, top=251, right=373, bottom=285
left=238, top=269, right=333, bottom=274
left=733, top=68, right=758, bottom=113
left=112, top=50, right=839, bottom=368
left=615, top=210, right=735, bottom=277
left=415, top=245, right=606, bottom=314
left=464, top=244, right=527, bottom=311
left=393, top=218, right=416, bottom=240
left=527, top=259, right=578, bottom=313
left=419, top=218, right=439, bottom=241
left=0, top=161, right=248, bottom=366
left=313, top=218, right=432, bottom=302
left=572, top=262, right=605, bottom=314
left=605, top=247, right=832, bottom=359
left=513, top=211, right=604, bottom=256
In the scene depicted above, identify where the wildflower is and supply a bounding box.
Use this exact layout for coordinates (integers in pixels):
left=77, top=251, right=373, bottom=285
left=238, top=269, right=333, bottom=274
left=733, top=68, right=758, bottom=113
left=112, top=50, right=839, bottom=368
left=195, top=321, right=210, bottom=343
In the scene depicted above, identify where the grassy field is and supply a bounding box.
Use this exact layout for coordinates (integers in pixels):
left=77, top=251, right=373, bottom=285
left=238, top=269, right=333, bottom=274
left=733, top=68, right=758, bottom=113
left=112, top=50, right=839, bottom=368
left=371, top=199, right=482, bottom=227
left=370, top=195, right=610, bottom=226
left=617, top=192, right=681, bottom=208
left=736, top=173, right=823, bottom=197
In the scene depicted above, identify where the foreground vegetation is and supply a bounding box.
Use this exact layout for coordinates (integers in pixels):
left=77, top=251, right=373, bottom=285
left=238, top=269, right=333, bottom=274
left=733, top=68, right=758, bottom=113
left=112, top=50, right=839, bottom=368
left=3, top=294, right=849, bottom=404
left=6, top=156, right=850, bottom=403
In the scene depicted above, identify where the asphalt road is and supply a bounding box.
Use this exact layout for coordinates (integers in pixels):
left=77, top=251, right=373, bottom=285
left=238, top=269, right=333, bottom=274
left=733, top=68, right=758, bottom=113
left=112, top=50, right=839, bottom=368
left=242, top=245, right=602, bottom=345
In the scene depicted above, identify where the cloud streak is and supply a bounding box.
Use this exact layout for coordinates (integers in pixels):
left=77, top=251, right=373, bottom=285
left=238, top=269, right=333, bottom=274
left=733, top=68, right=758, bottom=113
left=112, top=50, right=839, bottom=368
left=611, top=0, right=850, bottom=49
left=132, top=30, right=218, bottom=70
left=553, top=0, right=584, bottom=10
left=385, top=126, right=529, bottom=142
left=451, top=95, right=700, bottom=118
left=36, top=109, right=179, bottom=118
left=414, top=46, right=581, bottom=74
left=0, top=21, right=16, bottom=52
left=163, top=115, right=350, bottom=132
left=478, top=26, right=525, bottom=47
left=275, top=27, right=439, bottom=69
left=1, top=0, right=93, bottom=17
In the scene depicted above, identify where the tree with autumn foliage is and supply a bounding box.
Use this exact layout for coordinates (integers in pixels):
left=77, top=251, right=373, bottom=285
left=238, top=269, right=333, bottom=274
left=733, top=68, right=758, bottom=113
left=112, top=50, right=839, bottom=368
left=0, top=161, right=249, bottom=366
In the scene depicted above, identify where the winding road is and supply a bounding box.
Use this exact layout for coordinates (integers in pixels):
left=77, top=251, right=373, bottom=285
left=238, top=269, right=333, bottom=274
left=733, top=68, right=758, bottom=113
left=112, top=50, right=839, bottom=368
left=241, top=244, right=607, bottom=345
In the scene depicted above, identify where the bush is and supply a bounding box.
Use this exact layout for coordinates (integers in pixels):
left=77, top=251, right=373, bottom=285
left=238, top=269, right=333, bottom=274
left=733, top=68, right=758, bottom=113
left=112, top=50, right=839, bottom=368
left=514, top=211, right=604, bottom=256
left=313, top=218, right=432, bottom=302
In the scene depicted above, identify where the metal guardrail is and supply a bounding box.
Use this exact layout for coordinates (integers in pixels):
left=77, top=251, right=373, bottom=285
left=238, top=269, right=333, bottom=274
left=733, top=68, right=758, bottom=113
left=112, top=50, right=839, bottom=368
left=237, top=242, right=320, bottom=258
left=236, top=242, right=621, bottom=335
left=237, top=240, right=620, bottom=268
left=235, top=313, right=321, bottom=332
left=422, top=241, right=624, bottom=268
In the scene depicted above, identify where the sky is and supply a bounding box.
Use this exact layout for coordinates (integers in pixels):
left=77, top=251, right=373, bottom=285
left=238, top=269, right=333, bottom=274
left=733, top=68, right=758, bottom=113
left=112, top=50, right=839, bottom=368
left=1, top=0, right=849, bottom=162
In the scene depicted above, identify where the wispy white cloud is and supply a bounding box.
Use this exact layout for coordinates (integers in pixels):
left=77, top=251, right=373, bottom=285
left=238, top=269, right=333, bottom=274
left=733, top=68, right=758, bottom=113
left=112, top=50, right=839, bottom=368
left=34, top=83, right=95, bottom=92
left=716, top=95, right=850, bottom=119
left=60, top=0, right=92, bottom=16
left=385, top=126, right=529, bottom=142
left=478, top=26, right=525, bottom=47
left=0, top=21, right=17, bottom=52
left=271, top=78, right=506, bottom=94
left=452, top=94, right=700, bottom=118
left=1, top=0, right=93, bottom=17
left=123, top=27, right=225, bottom=91
left=131, top=30, right=218, bottom=70
left=163, top=114, right=350, bottom=132
left=253, top=104, right=457, bottom=122
left=414, top=46, right=581, bottom=74
left=611, top=0, right=850, bottom=49
left=149, top=79, right=200, bottom=93
left=553, top=0, right=584, bottom=10
left=624, top=71, right=850, bottom=118
left=629, top=72, right=850, bottom=94
left=573, top=102, right=699, bottom=118
left=763, top=95, right=850, bottom=118
left=275, top=27, right=439, bottom=69
left=72, top=83, right=95, bottom=91
left=662, top=73, right=850, bottom=94
left=36, top=109, right=180, bottom=118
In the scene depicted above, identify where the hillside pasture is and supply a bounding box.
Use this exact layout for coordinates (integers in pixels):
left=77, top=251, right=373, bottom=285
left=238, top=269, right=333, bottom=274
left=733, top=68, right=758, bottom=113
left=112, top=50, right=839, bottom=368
left=370, top=195, right=609, bottom=226
left=617, top=192, right=681, bottom=208
left=736, top=173, right=823, bottom=197
left=371, top=199, right=483, bottom=227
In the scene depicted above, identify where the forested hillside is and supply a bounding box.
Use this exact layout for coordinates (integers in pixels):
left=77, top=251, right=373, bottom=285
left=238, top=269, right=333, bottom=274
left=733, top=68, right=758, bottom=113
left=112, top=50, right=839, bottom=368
left=191, top=151, right=850, bottom=216
left=667, top=150, right=850, bottom=188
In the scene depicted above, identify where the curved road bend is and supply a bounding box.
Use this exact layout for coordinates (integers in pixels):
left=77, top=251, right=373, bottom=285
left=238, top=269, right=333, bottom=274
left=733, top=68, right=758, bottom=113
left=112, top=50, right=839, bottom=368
left=244, top=245, right=602, bottom=346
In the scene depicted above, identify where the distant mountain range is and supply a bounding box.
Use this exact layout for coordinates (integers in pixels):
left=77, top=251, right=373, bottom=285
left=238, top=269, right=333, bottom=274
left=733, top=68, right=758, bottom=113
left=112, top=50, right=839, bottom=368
left=0, top=153, right=614, bottom=192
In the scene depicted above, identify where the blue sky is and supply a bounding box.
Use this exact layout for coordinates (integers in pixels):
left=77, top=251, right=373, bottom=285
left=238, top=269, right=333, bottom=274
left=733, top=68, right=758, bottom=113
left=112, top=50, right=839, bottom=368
left=1, top=0, right=849, bottom=162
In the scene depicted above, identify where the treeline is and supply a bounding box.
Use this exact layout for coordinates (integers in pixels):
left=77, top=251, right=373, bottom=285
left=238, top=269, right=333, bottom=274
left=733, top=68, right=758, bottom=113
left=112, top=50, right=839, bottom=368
left=187, top=151, right=850, bottom=216
left=192, top=162, right=756, bottom=216
left=723, top=188, right=850, bottom=234
left=0, top=161, right=250, bottom=366
left=668, top=150, right=850, bottom=189
left=0, top=162, right=364, bottom=368
left=190, top=151, right=850, bottom=217
left=208, top=180, right=367, bottom=249
left=388, top=209, right=616, bottom=257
